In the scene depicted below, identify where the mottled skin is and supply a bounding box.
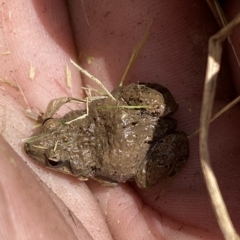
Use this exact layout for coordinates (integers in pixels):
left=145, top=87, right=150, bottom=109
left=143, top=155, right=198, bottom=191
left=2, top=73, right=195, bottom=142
left=24, top=83, right=189, bottom=189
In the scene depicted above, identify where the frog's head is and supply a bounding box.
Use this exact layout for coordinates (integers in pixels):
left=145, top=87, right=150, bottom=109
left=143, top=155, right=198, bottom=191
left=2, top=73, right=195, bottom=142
left=24, top=118, right=75, bottom=176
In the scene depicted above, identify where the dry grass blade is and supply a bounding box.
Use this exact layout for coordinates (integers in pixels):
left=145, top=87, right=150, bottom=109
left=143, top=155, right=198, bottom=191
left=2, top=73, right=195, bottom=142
left=200, top=13, right=240, bottom=240
left=206, top=0, right=240, bottom=67
left=119, top=20, right=153, bottom=86
left=66, top=65, right=72, bottom=88
left=29, top=63, right=35, bottom=80
left=188, top=95, right=240, bottom=138
left=210, top=96, right=240, bottom=123
left=70, top=59, right=116, bottom=101
left=206, top=0, right=227, bottom=28
left=70, top=59, right=116, bottom=100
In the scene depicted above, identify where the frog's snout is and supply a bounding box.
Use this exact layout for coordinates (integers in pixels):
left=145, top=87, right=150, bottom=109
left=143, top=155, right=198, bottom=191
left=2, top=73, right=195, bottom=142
left=24, top=141, right=39, bottom=158
left=24, top=141, right=47, bottom=165
left=24, top=142, right=31, bottom=154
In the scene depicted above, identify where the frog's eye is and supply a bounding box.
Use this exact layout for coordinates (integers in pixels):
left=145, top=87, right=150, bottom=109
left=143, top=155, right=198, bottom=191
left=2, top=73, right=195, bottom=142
left=46, top=158, right=66, bottom=168
left=42, top=117, right=52, bottom=125
left=42, top=118, right=62, bottom=131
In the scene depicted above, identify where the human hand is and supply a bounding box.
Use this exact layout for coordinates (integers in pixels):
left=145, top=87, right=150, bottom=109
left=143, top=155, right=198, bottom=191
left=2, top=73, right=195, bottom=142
left=1, top=1, right=240, bottom=239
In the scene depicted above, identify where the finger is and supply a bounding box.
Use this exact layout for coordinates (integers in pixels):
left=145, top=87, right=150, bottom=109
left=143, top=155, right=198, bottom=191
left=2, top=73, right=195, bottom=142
left=69, top=0, right=240, bottom=238
left=88, top=181, right=217, bottom=239
left=0, top=135, right=86, bottom=239
left=1, top=1, right=113, bottom=239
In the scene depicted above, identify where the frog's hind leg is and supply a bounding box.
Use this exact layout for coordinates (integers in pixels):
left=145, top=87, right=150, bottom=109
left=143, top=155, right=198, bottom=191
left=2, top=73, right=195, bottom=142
left=148, top=132, right=189, bottom=182
left=136, top=132, right=189, bottom=189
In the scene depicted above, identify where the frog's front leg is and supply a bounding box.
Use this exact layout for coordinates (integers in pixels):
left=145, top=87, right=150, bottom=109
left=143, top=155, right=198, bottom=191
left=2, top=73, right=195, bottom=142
left=43, top=97, right=87, bottom=120
left=43, top=95, right=109, bottom=123
left=92, top=176, right=119, bottom=187
left=136, top=132, right=189, bottom=189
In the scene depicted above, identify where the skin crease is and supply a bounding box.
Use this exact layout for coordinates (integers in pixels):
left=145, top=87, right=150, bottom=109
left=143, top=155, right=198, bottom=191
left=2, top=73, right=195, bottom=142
left=1, top=0, right=240, bottom=239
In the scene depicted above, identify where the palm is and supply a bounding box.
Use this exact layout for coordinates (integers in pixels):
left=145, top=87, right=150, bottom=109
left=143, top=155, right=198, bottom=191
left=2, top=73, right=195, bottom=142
left=1, top=1, right=240, bottom=239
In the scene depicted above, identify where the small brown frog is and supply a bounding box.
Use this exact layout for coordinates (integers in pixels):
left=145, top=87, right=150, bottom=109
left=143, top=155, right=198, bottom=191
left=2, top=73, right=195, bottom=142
left=24, top=83, right=189, bottom=189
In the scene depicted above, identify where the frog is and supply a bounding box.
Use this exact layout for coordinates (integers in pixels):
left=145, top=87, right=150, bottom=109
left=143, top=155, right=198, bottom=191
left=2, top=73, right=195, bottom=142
left=24, top=82, right=189, bottom=189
